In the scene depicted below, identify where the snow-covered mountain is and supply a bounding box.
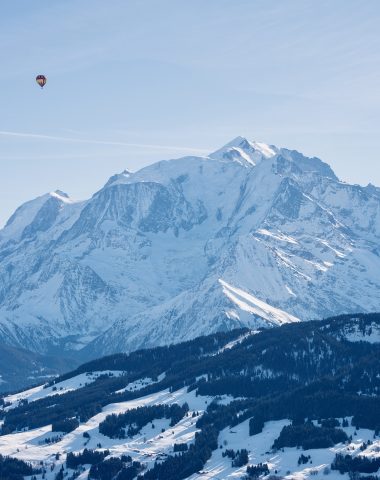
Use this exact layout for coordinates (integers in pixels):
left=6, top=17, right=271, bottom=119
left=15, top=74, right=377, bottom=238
left=0, top=136, right=379, bottom=357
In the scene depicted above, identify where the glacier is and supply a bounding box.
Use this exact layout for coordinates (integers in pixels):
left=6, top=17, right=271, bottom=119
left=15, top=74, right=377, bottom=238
left=0, top=136, right=379, bottom=358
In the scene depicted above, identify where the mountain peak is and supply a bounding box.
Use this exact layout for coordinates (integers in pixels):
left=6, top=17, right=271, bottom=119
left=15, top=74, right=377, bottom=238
left=104, top=169, right=132, bottom=188
left=209, top=136, right=277, bottom=166
left=0, top=137, right=379, bottom=359
left=209, top=137, right=338, bottom=180
left=50, top=190, right=72, bottom=203
left=223, top=136, right=277, bottom=157
left=53, top=189, right=69, bottom=198
left=1, top=190, right=72, bottom=243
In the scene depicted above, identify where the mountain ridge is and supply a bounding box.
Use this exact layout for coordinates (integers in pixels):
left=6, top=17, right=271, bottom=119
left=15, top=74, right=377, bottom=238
left=0, top=137, right=379, bottom=358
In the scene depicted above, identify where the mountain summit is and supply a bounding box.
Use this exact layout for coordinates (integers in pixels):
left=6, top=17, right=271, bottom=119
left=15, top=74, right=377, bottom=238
left=0, top=137, right=379, bottom=358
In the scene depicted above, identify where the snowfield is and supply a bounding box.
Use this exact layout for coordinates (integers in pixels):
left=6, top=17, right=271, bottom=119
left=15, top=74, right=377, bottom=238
left=189, top=419, right=379, bottom=480
left=3, top=371, right=125, bottom=410
left=339, top=322, right=380, bottom=344
left=0, top=385, right=213, bottom=479
left=0, top=379, right=379, bottom=480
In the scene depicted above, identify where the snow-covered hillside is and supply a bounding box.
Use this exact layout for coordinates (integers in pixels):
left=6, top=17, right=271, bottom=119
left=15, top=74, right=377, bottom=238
left=3, top=371, right=125, bottom=411
left=1, top=316, right=379, bottom=480
left=1, top=385, right=379, bottom=480
left=0, top=136, right=380, bottom=357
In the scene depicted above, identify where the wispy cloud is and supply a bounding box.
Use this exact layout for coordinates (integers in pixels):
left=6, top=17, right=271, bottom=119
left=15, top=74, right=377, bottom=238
left=0, top=130, right=209, bottom=155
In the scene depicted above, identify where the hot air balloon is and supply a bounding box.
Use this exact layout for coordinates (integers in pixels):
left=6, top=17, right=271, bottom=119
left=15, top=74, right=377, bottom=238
left=36, top=75, right=47, bottom=88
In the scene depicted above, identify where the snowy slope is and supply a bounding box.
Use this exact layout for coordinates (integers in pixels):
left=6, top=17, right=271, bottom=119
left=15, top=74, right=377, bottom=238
left=3, top=371, right=125, bottom=410
left=0, top=317, right=379, bottom=480
left=189, top=418, right=379, bottom=480
left=0, top=137, right=380, bottom=356
left=0, top=383, right=379, bottom=480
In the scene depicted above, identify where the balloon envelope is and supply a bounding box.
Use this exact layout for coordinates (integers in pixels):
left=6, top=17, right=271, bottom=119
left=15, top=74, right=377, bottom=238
left=36, top=75, right=47, bottom=88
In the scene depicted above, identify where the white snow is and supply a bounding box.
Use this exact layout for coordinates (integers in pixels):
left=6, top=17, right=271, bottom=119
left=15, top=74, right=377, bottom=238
left=1, top=379, right=380, bottom=480
left=0, top=136, right=380, bottom=356
left=189, top=418, right=380, bottom=480
left=219, top=279, right=300, bottom=325
left=114, top=373, right=166, bottom=394
left=3, top=371, right=125, bottom=410
left=338, top=322, right=380, bottom=344
left=218, top=331, right=258, bottom=353
left=257, top=229, right=299, bottom=245
left=0, top=386, right=214, bottom=479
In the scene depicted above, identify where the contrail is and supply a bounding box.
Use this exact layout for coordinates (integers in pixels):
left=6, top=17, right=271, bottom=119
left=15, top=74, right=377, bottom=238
left=0, top=130, right=209, bottom=154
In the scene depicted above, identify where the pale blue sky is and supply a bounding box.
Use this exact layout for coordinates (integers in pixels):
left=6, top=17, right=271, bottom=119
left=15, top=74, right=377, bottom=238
left=1, top=0, right=380, bottom=226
